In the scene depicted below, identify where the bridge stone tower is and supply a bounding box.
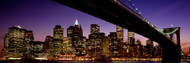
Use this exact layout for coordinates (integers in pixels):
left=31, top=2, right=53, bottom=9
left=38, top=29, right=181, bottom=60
left=163, top=27, right=181, bottom=49
left=163, top=27, right=181, bottom=62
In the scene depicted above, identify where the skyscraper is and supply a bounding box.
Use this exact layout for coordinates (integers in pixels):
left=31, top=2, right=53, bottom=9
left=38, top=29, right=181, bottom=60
left=135, top=40, right=143, bottom=57
left=102, top=36, right=111, bottom=57
left=53, top=25, right=64, bottom=57
left=87, top=32, right=105, bottom=57
left=43, top=36, right=54, bottom=49
left=128, top=30, right=135, bottom=45
left=53, top=25, right=63, bottom=40
left=29, top=41, right=44, bottom=58
left=2, top=26, right=33, bottom=58
left=154, top=43, right=162, bottom=57
left=63, top=37, right=73, bottom=55
left=42, top=36, right=54, bottom=59
left=91, top=24, right=100, bottom=34
left=67, top=26, right=74, bottom=38
left=116, top=25, right=123, bottom=42
left=70, top=19, right=86, bottom=56
left=86, top=24, right=104, bottom=57
left=108, top=32, right=118, bottom=57
left=24, top=30, right=34, bottom=55
left=146, top=39, right=154, bottom=57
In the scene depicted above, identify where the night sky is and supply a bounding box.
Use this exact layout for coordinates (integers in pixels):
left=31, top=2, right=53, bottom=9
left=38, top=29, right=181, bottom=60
left=0, top=0, right=190, bottom=54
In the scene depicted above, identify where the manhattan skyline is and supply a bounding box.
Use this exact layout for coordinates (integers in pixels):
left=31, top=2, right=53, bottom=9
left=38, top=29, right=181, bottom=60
left=1, top=0, right=190, bottom=55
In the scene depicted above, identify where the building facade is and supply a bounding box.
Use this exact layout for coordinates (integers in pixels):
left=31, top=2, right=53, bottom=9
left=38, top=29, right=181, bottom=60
left=116, top=25, right=123, bottom=42
left=2, top=26, right=33, bottom=58
left=91, top=24, right=100, bottom=34
left=128, top=30, right=135, bottom=45
left=108, top=32, right=118, bottom=57
left=53, top=25, right=64, bottom=57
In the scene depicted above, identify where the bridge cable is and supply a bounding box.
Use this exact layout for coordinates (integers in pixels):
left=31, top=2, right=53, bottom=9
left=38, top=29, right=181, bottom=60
left=126, top=0, right=178, bottom=35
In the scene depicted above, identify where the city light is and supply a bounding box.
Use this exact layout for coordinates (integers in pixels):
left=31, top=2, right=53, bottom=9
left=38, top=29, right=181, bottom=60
left=0, top=0, right=189, bottom=62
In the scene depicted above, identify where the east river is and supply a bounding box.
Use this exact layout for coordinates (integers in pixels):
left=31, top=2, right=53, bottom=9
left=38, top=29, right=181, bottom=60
left=0, top=60, right=189, bottom=63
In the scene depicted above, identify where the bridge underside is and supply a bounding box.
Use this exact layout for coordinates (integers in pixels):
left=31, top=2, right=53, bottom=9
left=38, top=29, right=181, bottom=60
left=52, top=0, right=181, bottom=62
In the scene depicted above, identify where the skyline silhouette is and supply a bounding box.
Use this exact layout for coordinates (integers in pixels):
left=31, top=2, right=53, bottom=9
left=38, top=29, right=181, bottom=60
left=1, top=0, right=190, bottom=55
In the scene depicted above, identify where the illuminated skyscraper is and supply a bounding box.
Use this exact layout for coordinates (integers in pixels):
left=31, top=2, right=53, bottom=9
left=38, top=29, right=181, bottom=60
left=102, top=37, right=111, bottom=57
left=87, top=32, right=105, bottom=57
left=53, top=25, right=64, bottom=57
left=108, top=32, right=118, bottom=57
left=29, top=41, right=44, bottom=58
left=116, top=25, right=124, bottom=57
left=128, top=30, right=135, bottom=45
left=63, top=37, right=74, bottom=55
left=69, top=19, right=86, bottom=56
left=24, top=30, right=34, bottom=55
left=91, top=24, right=100, bottom=34
left=116, top=25, right=123, bottom=42
left=2, top=26, right=33, bottom=58
left=53, top=25, right=63, bottom=40
left=86, top=24, right=104, bottom=57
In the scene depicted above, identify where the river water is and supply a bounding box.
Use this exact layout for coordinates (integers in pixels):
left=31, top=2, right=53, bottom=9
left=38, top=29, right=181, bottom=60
left=0, top=60, right=189, bottom=63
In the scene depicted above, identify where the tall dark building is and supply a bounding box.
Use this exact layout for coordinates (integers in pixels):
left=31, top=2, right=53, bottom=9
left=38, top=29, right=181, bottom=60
left=146, top=39, right=154, bottom=57
left=42, top=36, right=54, bottom=59
left=2, top=26, right=33, bottom=58
left=128, top=30, right=135, bottom=45
left=135, top=40, right=143, bottom=57
left=154, top=43, right=162, bottom=57
left=189, top=46, right=190, bottom=53
left=43, top=36, right=54, bottom=49
left=108, top=32, right=118, bottom=57
left=116, top=25, right=123, bottom=42
left=67, top=26, right=74, bottom=37
left=91, top=24, right=100, bottom=34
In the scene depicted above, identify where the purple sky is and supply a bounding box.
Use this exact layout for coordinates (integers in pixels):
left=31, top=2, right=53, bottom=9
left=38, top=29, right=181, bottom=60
left=0, top=0, right=190, bottom=53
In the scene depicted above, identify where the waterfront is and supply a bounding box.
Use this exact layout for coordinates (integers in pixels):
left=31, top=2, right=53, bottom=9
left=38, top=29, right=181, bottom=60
left=1, top=60, right=190, bottom=63
left=0, top=60, right=161, bottom=63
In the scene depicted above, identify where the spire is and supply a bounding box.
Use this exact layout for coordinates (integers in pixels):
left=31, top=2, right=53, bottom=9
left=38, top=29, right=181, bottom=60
left=79, top=24, right=82, bottom=28
left=171, top=24, right=173, bottom=27
left=14, top=25, right=22, bottom=29
left=79, top=24, right=83, bottom=30
left=75, top=19, right=79, bottom=25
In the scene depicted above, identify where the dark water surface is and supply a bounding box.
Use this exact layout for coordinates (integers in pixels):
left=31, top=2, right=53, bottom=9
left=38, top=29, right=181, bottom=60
left=0, top=60, right=188, bottom=63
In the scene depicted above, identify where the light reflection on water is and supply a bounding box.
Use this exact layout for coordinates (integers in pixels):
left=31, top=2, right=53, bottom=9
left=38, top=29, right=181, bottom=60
left=0, top=60, right=189, bottom=63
